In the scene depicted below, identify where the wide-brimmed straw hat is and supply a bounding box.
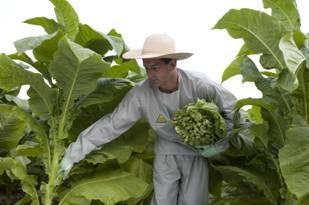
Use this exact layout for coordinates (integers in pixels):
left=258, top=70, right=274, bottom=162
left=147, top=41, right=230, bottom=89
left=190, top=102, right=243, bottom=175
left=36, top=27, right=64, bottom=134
left=122, top=34, right=193, bottom=60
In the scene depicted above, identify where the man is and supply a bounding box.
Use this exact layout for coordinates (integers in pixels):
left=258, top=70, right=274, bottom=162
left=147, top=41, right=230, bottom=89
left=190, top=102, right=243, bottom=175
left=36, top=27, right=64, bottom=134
left=59, top=33, right=236, bottom=205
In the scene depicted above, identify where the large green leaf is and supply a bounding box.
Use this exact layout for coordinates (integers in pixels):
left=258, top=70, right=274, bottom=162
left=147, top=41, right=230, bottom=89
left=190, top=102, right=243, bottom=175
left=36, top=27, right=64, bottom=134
left=84, top=121, right=154, bottom=165
left=49, top=0, right=79, bottom=39
left=69, top=78, right=133, bottom=141
left=121, top=156, right=153, bottom=205
left=277, top=68, right=298, bottom=92
left=279, top=125, right=309, bottom=203
left=80, top=78, right=133, bottom=108
left=0, top=54, right=56, bottom=114
left=33, top=62, right=53, bottom=85
left=247, top=105, right=263, bottom=124
left=24, top=17, right=59, bottom=34
left=263, top=0, right=300, bottom=31
left=110, top=121, right=155, bottom=154
left=9, top=52, right=34, bottom=65
left=0, top=157, right=39, bottom=205
left=0, top=103, right=50, bottom=172
left=0, top=108, right=26, bottom=154
left=291, top=65, right=309, bottom=123
left=214, top=8, right=286, bottom=70
left=280, top=32, right=307, bottom=96
left=215, top=165, right=277, bottom=204
left=0, top=104, right=50, bottom=169
left=75, top=25, right=126, bottom=57
left=250, top=122, right=270, bottom=149
left=225, top=128, right=256, bottom=157
left=33, top=30, right=64, bottom=64
left=235, top=98, right=286, bottom=148
left=75, top=24, right=113, bottom=55
left=221, top=56, right=245, bottom=83
left=121, top=156, right=153, bottom=184
left=59, top=169, right=149, bottom=205
left=29, top=31, right=65, bottom=87
left=9, top=52, right=53, bottom=84
left=221, top=44, right=256, bottom=83
left=27, top=87, right=49, bottom=117
left=304, top=42, right=309, bottom=68
left=49, top=37, right=110, bottom=138
left=237, top=44, right=256, bottom=56
left=299, top=194, right=309, bottom=205
left=16, top=141, right=43, bottom=157
left=294, top=30, right=308, bottom=49
left=50, top=37, right=109, bottom=106
left=5, top=94, right=30, bottom=112
left=279, top=32, right=305, bottom=74
left=105, top=29, right=127, bottom=57
left=85, top=145, right=132, bottom=165
left=8, top=52, right=54, bottom=85
left=103, top=60, right=142, bottom=78
left=0, top=89, right=20, bottom=105
left=209, top=195, right=271, bottom=205
left=240, top=57, right=293, bottom=113
left=14, top=35, right=52, bottom=53
left=0, top=104, right=47, bottom=137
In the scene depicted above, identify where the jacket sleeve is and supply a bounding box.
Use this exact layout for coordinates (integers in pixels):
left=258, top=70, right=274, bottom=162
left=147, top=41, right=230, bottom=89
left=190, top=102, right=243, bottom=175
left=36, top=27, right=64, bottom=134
left=64, top=86, right=143, bottom=163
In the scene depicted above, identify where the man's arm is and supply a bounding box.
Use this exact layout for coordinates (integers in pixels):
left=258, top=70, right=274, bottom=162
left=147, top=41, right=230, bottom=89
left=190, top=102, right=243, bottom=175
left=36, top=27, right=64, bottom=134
left=63, top=86, right=143, bottom=164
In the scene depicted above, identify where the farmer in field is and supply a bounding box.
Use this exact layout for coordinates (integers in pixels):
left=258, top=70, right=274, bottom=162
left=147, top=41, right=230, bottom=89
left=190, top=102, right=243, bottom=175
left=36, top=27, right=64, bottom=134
left=59, top=33, right=236, bottom=205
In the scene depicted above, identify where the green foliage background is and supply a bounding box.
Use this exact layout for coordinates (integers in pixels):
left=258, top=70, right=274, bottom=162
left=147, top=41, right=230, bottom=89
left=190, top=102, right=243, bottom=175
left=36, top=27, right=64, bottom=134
left=0, top=0, right=308, bottom=205
left=0, top=0, right=153, bottom=204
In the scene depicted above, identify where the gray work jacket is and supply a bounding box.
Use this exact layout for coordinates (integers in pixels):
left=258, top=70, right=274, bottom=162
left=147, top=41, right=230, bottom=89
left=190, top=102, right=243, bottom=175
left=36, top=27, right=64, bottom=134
left=64, top=68, right=236, bottom=163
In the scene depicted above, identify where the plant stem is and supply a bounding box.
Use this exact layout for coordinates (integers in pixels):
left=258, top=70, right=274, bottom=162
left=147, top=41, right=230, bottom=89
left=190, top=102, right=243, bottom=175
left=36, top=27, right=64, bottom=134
left=44, top=129, right=62, bottom=205
left=300, top=68, right=309, bottom=123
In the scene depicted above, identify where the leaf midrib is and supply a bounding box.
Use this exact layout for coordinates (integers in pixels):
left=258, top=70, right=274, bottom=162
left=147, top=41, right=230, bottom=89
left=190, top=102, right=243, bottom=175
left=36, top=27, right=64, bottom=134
left=264, top=0, right=296, bottom=29
left=59, top=60, right=81, bottom=130
left=228, top=20, right=285, bottom=69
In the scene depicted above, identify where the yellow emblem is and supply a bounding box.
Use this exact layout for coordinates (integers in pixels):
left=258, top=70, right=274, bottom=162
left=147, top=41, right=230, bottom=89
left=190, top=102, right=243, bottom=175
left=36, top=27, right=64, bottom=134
left=156, top=114, right=166, bottom=123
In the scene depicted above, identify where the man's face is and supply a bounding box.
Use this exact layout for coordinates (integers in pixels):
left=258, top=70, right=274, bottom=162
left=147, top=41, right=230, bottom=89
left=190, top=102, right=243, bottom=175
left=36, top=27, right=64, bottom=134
left=143, top=58, right=175, bottom=88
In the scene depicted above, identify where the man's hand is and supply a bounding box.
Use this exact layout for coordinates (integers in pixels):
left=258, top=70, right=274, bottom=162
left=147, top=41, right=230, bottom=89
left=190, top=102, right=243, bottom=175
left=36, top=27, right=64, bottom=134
left=196, top=138, right=229, bottom=158
left=57, top=157, right=73, bottom=180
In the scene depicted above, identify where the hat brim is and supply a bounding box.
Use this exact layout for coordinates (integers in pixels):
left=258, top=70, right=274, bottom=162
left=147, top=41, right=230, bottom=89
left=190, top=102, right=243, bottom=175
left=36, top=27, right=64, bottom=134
left=122, top=49, right=193, bottom=60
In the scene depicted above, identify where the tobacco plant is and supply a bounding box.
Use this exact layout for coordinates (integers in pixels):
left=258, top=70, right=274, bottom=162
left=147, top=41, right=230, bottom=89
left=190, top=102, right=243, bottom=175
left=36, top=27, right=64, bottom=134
left=209, top=0, right=309, bottom=204
left=0, top=0, right=153, bottom=204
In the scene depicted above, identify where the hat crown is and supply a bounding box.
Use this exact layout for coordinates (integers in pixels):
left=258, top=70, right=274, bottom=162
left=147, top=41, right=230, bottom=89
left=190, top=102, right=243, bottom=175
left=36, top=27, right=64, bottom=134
left=142, top=34, right=176, bottom=55
left=122, top=33, right=192, bottom=60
